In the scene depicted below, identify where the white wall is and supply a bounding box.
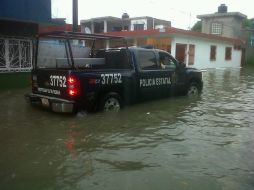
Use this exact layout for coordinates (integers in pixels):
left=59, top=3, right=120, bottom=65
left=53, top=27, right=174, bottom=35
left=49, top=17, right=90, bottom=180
left=171, top=36, right=242, bottom=69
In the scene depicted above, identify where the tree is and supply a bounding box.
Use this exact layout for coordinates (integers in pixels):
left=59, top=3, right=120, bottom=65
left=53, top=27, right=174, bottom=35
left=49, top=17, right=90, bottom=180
left=242, top=18, right=252, bottom=29
left=191, top=21, right=202, bottom=32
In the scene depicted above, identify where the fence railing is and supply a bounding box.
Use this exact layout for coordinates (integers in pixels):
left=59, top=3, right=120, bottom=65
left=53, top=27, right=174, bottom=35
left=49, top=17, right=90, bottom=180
left=0, top=37, right=32, bottom=72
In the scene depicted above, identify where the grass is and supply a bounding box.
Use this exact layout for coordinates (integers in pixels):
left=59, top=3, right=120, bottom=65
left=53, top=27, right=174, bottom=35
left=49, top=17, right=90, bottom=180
left=246, top=57, right=254, bottom=66
left=0, top=72, right=31, bottom=90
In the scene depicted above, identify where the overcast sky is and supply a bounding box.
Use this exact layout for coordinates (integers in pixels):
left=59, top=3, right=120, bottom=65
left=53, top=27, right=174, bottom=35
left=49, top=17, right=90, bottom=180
left=51, top=0, right=253, bottom=29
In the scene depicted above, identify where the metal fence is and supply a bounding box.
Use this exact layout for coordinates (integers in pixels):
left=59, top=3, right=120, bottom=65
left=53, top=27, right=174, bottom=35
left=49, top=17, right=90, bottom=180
left=0, top=37, right=32, bottom=72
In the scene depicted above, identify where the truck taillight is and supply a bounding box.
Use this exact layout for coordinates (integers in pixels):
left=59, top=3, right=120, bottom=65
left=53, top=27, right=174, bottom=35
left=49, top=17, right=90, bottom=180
left=67, top=75, right=80, bottom=97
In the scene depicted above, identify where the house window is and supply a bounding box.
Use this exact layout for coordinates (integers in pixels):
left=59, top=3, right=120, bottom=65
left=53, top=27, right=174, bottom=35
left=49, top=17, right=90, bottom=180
left=134, top=24, right=144, bottom=31
left=250, top=37, right=254, bottom=46
left=123, top=26, right=129, bottom=31
left=112, top=27, right=122, bottom=32
left=211, top=23, right=222, bottom=35
left=210, top=45, right=217, bottom=61
left=225, top=47, right=232, bottom=60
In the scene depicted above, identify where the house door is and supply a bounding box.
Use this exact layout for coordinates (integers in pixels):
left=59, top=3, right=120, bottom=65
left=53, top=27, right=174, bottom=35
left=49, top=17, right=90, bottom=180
left=175, top=43, right=187, bottom=63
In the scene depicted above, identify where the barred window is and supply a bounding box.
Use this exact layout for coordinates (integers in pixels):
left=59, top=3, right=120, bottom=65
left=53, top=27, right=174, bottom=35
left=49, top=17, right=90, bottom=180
left=211, top=23, right=222, bottom=35
left=0, top=38, right=32, bottom=72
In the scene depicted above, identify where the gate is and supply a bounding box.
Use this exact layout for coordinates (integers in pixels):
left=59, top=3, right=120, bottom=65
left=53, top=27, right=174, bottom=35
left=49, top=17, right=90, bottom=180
left=0, top=37, right=32, bottom=72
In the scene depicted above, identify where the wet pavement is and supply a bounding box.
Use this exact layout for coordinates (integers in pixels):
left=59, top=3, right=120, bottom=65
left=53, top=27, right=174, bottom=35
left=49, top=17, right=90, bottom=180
left=1, top=67, right=254, bottom=190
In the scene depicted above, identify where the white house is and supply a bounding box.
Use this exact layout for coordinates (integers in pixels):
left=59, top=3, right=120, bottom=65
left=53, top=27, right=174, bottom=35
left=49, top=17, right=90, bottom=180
left=170, top=31, right=243, bottom=69
left=105, top=27, right=244, bottom=69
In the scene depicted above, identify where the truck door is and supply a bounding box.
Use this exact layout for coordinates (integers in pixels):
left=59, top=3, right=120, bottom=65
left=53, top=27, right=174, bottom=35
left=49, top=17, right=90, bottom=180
left=159, top=51, right=180, bottom=95
left=136, top=50, right=176, bottom=100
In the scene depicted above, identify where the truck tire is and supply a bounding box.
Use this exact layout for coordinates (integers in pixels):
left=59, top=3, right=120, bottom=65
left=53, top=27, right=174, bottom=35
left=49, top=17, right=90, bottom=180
left=187, top=82, right=201, bottom=97
left=99, top=93, right=122, bottom=112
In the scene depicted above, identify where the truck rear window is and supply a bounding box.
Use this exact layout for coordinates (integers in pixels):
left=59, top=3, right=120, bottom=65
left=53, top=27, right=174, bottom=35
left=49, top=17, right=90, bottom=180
left=37, top=38, right=91, bottom=69
left=37, top=39, right=67, bottom=68
left=36, top=37, right=130, bottom=70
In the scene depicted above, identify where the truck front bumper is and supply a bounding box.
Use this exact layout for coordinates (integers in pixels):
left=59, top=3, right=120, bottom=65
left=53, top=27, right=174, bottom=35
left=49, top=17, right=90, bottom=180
left=25, top=93, right=75, bottom=113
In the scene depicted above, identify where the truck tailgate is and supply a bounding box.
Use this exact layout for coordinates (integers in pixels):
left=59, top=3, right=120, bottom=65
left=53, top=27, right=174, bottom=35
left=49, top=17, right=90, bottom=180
left=31, top=69, right=71, bottom=99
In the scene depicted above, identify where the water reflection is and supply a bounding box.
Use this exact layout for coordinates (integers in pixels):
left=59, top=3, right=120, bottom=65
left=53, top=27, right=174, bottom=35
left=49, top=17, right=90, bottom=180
left=1, top=68, right=254, bottom=190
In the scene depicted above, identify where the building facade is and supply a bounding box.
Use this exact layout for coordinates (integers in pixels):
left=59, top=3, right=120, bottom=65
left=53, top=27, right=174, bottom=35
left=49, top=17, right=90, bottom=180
left=170, top=35, right=242, bottom=69
left=0, top=0, right=68, bottom=73
left=197, top=4, right=246, bottom=39
left=80, top=14, right=171, bottom=34
left=106, top=28, right=244, bottom=69
left=0, top=20, right=38, bottom=73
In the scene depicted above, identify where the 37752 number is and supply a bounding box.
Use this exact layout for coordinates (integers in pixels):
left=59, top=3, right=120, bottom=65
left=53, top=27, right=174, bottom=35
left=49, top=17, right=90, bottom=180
left=101, top=73, right=122, bottom=85
left=50, top=75, right=67, bottom=87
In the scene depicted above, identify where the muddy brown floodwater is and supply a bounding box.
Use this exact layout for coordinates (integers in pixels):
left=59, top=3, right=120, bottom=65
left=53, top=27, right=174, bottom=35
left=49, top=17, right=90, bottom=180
left=1, top=67, right=254, bottom=190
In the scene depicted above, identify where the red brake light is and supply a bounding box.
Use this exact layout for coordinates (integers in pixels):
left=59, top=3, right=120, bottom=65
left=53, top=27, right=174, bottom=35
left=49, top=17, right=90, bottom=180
left=68, top=89, right=78, bottom=96
left=67, top=75, right=80, bottom=97
left=68, top=76, right=76, bottom=84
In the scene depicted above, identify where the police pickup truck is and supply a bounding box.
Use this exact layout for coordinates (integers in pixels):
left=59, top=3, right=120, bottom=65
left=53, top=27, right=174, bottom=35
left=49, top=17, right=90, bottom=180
left=25, top=31, right=203, bottom=113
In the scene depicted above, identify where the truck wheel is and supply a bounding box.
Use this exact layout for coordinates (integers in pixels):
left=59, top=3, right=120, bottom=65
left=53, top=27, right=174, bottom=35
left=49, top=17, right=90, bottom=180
left=99, top=93, right=122, bottom=112
left=187, top=82, right=201, bottom=97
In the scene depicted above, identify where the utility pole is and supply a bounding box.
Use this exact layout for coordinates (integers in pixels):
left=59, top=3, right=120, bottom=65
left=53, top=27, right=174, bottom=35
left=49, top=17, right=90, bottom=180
left=73, top=0, right=78, bottom=32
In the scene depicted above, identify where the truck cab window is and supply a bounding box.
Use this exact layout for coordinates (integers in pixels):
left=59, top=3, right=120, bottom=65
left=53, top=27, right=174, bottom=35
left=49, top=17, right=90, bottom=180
left=159, top=52, right=176, bottom=69
left=138, top=50, right=158, bottom=70
left=96, top=49, right=131, bottom=69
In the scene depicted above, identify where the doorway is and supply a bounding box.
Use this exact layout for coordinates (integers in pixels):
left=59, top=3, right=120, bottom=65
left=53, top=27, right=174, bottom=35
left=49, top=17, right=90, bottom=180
left=175, top=43, right=187, bottom=63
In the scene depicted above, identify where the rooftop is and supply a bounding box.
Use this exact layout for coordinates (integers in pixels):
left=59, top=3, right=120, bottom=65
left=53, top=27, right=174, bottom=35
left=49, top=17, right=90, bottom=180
left=81, top=16, right=171, bottom=23
left=197, top=12, right=247, bottom=19
left=81, top=16, right=121, bottom=23
left=106, top=27, right=244, bottom=45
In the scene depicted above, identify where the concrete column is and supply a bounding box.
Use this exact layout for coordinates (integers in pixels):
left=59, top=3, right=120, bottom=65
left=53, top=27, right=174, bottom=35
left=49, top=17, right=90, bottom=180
left=171, top=39, right=176, bottom=57
left=91, top=22, right=94, bottom=34
left=106, top=40, right=109, bottom=49
left=186, top=44, right=190, bottom=66
left=133, top=38, right=137, bottom=46
left=104, top=20, right=107, bottom=33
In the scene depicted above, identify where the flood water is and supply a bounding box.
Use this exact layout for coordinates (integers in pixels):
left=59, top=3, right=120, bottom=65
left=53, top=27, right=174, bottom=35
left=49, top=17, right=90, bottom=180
left=1, top=67, right=254, bottom=190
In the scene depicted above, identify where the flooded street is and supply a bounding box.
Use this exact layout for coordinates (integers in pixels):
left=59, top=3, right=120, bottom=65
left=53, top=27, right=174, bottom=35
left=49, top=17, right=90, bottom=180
left=1, top=68, right=254, bottom=190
